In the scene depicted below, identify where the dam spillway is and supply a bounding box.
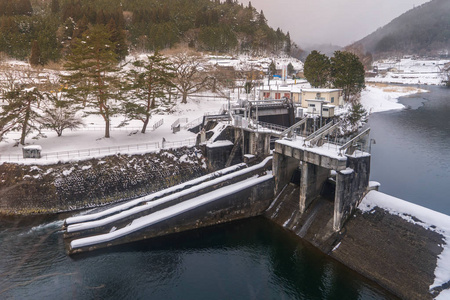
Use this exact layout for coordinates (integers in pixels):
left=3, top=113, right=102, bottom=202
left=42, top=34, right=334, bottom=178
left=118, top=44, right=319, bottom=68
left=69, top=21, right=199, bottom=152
left=63, top=157, right=274, bottom=255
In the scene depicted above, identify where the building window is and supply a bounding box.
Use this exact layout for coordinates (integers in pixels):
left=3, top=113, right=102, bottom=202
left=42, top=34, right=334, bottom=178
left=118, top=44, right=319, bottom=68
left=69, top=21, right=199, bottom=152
left=275, top=93, right=281, bottom=99
left=284, top=93, right=291, bottom=99
left=309, top=104, right=315, bottom=107
left=263, top=92, right=270, bottom=98
left=316, top=93, right=321, bottom=99
left=331, top=97, right=334, bottom=103
left=323, top=108, right=329, bottom=111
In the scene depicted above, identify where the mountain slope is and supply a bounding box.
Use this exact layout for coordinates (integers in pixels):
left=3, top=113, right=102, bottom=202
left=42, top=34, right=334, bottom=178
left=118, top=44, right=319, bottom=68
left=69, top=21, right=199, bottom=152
left=0, top=0, right=293, bottom=63
left=352, top=0, right=450, bottom=57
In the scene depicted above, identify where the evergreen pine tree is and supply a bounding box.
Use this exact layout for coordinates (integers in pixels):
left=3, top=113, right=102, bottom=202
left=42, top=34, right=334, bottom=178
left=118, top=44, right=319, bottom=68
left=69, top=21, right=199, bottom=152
left=107, top=18, right=128, bottom=61
left=96, top=10, right=106, bottom=25
left=0, top=87, right=43, bottom=145
left=304, top=50, right=331, bottom=88
left=124, top=51, right=175, bottom=133
left=51, top=0, right=60, bottom=14
left=16, top=0, right=33, bottom=16
left=268, top=60, right=276, bottom=78
left=258, top=10, right=266, bottom=26
left=331, top=51, right=365, bottom=103
left=285, top=32, right=291, bottom=55
left=29, top=40, right=42, bottom=66
left=64, top=25, right=120, bottom=138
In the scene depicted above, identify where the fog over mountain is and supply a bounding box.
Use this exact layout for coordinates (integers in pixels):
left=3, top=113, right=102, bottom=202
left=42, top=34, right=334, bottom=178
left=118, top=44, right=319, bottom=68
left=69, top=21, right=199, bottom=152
left=239, top=0, right=431, bottom=47
left=353, top=0, right=450, bottom=57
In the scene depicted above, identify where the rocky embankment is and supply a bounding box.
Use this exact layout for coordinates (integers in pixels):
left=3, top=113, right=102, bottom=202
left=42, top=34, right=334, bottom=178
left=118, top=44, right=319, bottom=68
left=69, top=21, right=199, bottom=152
left=0, top=147, right=207, bottom=215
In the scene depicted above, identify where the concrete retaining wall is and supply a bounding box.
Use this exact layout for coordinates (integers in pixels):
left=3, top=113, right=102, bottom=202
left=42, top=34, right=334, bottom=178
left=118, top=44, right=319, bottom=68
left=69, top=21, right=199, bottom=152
left=334, top=155, right=371, bottom=230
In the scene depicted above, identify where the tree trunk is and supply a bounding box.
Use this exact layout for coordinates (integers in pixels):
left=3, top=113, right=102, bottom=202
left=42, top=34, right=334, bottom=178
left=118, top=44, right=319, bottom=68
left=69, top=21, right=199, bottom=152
left=20, top=100, right=31, bottom=145
left=105, top=118, right=110, bottom=138
left=182, top=92, right=187, bottom=104
left=151, top=97, right=156, bottom=109
left=141, top=114, right=149, bottom=133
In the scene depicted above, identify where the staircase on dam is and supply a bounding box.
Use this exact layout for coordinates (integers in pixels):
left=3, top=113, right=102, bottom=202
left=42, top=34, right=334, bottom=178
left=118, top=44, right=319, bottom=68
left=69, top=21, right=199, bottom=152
left=63, top=157, right=274, bottom=255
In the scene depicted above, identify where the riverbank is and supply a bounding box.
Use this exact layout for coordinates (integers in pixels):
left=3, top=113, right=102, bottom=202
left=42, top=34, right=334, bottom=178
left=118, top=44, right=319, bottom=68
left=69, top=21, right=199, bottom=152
left=361, top=82, right=429, bottom=113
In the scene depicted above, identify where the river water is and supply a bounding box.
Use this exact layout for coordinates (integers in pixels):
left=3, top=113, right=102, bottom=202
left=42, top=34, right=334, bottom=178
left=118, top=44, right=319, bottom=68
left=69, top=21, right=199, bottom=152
left=369, top=85, right=450, bottom=215
left=1, top=86, right=448, bottom=299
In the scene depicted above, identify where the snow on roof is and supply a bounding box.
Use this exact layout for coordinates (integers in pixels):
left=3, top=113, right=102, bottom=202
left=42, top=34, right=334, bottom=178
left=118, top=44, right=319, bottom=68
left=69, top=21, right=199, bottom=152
left=302, top=88, right=341, bottom=93
left=23, top=145, right=42, bottom=150
left=359, top=191, right=450, bottom=299
left=306, top=99, right=329, bottom=103
left=259, top=85, right=302, bottom=93
left=70, top=172, right=273, bottom=249
left=276, top=138, right=347, bottom=161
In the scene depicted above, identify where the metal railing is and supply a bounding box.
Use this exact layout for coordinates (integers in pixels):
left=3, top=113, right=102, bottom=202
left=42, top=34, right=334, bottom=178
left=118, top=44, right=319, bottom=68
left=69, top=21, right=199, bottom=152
left=0, top=142, right=160, bottom=162
left=152, top=118, right=164, bottom=130
left=257, top=121, right=288, bottom=133
left=163, top=138, right=196, bottom=149
left=171, top=118, right=189, bottom=130
left=183, top=117, right=203, bottom=129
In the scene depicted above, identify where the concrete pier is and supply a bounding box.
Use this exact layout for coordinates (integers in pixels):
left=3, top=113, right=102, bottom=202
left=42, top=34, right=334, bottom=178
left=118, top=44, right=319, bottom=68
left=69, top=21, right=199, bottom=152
left=274, top=138, right=370, bottom=231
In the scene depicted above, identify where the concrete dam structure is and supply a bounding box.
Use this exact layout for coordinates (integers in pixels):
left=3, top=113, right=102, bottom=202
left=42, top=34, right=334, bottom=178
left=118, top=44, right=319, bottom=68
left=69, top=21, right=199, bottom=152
left=63, top=120, right=371, bottom=254
left=64, top=157, right=274, bottom=255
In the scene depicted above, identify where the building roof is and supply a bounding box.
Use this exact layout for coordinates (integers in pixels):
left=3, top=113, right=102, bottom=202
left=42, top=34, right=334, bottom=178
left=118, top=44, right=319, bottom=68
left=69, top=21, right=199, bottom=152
left=23, top=145, right=42, bottom=150
left=259, top=85, right=302, bottom=93
left=305, top=99, right=329, bottom=104
left=301, top=88, right=341, bottom=93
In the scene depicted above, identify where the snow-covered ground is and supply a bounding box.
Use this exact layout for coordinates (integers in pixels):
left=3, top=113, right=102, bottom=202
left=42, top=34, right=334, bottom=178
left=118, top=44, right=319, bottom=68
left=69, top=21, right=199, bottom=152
left=359, top=190, right=450, bottom=300
left=361, top=83, right=428, bottom=114
left=0, top=94, right=229, bottom=164
left=368, top=58, right=450, bottom=85
left=206, top=54, right=304, bottom=72
left=0, top=54, right=440, bottom=164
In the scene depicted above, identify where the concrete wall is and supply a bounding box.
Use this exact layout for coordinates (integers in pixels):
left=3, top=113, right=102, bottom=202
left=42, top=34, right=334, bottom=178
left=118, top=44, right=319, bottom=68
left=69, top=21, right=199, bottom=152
left=0, top=149, right=207, bottom=215
left=333, top=155, right=371, bottom=230
left=273, top=152, right=299, bottom=195
left=301, top=90, right=342, bottom=108
left=300, top=162, right=329, bottom=212
left=206, top=144, right=233, bottom=170
left=68, top=177, right=275, bottom=254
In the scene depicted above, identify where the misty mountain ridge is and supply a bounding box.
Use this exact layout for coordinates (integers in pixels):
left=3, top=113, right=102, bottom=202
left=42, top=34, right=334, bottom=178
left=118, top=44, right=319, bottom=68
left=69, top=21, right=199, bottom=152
left=352, top=0, right=450, bottom=58
left=300, top=44, right=342, bottom=60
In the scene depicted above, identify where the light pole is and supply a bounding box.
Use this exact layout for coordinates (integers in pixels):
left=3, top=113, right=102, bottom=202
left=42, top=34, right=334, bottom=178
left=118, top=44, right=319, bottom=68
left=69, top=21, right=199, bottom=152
left=369, top=138, right=376, bottom=153
left=320, top=101, right=323, bottom=128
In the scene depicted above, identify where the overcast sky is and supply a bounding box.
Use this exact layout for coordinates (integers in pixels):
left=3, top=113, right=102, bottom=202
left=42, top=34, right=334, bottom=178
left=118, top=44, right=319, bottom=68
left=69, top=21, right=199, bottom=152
left=238, top=0, right=431, bottom=47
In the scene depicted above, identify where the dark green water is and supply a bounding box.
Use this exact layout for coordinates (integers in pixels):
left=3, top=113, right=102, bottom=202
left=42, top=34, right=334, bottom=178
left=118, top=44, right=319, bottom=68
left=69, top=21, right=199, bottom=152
left=0, top=215, right=395, bottom=299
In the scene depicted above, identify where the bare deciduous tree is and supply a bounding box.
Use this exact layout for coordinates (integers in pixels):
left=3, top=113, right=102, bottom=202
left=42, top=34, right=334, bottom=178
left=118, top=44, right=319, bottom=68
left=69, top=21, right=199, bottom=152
left=171, top=51, right=211, bottom=104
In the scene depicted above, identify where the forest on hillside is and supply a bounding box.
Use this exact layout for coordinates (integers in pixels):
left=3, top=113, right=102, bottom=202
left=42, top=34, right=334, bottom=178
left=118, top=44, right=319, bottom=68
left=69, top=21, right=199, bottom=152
left=354, top=0, right=450, bottom=58
left=0, top=0, right=296, bottom=64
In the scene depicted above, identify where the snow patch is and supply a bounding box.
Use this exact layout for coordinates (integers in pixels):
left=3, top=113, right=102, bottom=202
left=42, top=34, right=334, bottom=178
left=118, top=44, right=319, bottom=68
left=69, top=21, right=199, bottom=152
left=62, top=167, right=75, bottom=176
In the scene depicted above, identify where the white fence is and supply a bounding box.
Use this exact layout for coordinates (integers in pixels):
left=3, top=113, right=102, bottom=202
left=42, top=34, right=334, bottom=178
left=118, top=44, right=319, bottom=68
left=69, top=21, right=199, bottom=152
left=0, top=137, right=198, bottom=163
